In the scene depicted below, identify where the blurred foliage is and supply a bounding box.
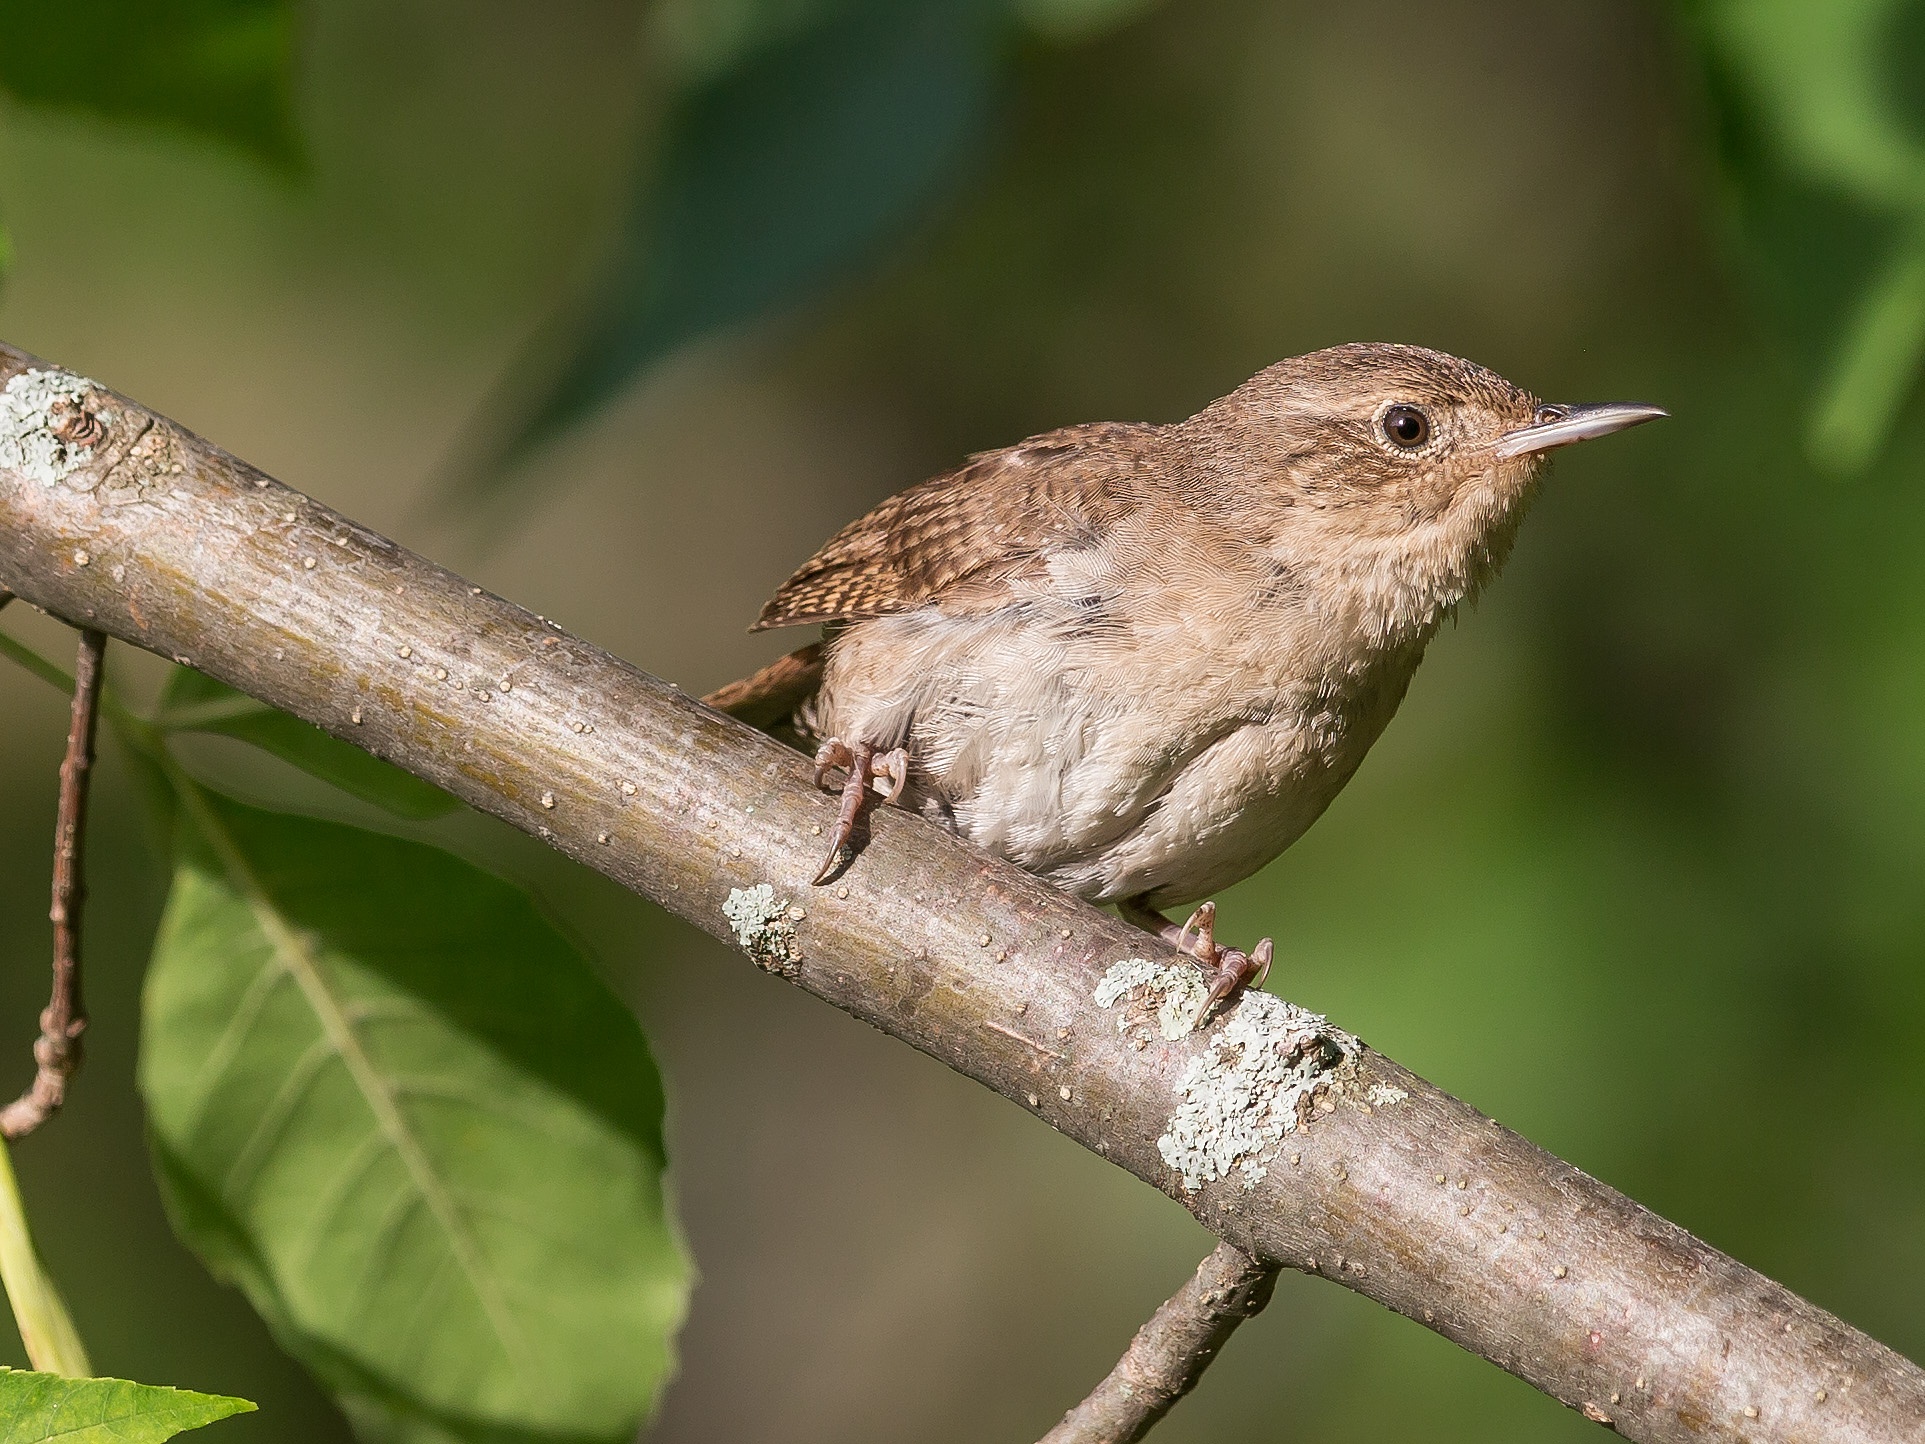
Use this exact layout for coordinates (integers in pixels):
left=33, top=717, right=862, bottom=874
left=0, top=1369, right=253, bottom=1442
left=0, top=0, right=298, bottom=297
left=0, top=0, right=299, bottom=171
left=468, top=0, right=1163, bottom=493
left=140, top=779, right=687, bottom=1444
left=155, top=670, right=457, bottom=821
left=1685, top=0, right=1925, bottom=472
left=649, top=0, right=873, bottom=81
left=472, top=0, right=1005, bottom=487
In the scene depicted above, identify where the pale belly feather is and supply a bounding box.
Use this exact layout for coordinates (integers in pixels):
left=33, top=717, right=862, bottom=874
left=815, top=603, right=1422, bottom=910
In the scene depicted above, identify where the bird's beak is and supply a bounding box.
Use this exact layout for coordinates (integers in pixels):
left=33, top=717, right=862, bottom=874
left=1494, top=402, right=1668, bottom=459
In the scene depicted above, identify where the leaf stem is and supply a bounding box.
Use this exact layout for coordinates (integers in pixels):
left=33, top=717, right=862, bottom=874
left=0, top=613, right=170, bottom=742
left=0, top=1139, right=91, bottom=1376
left=149, top=696, right=274, bottom=731
left=0, top=629, right=75, bottom=698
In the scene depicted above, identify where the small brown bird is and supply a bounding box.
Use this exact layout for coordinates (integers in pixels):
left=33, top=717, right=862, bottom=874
left=707, top=344, right=1663, bottom=1011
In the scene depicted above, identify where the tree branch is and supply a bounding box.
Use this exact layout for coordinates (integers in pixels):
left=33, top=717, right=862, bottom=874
left=0, top=343, right=1917, bottom=1442
left=0, top=624, right=103, bottom=1141
left=1040, top=1242, right=1279, bottom=1443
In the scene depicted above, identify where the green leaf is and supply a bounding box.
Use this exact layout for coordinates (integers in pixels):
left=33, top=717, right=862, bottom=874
left=0, top=0, right=299, bottom=170
left=156, top=668, right=460, bottom=820
left=1683, top=0, right=1925, bottom=472
left=140, top=781, right=689, bottom=1444
left=0, top=1369, right=253, bottom=1443
left=465, top=0, right=1003, bottom=491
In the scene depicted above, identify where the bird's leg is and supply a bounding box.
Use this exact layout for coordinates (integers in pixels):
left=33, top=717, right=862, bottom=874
left=1181, top=901, right=1274, bottom=1016
left=811, top=738, right=909, bottom=885
left=1118, top=896, right=1227, bottom=965
left=1175, top=899, right=1220, bottom=961
left=1118, top=894, right=1193, bottom=951
left=1119, top=895, right=1273, bottom=1019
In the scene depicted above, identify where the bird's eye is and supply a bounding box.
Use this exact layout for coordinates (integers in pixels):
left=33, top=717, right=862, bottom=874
left=1382, top=405, right=1431, bottom=449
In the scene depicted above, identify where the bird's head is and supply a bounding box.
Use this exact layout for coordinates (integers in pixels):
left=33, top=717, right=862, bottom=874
left=1181, top=342, right=1665, bottom=646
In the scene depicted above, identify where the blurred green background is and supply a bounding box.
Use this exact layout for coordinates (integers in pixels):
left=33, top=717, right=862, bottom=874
left=1, top=0, right=1922, bottom=1440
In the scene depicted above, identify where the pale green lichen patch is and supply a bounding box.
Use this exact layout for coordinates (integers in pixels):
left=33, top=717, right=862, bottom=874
left=0, top=369, right=100, bottom=486
left=1156, top=991, right=1359, bottom=1191
left=723, top=884, right=802, bottom=972
left=1366, top=1081, right=1408, bottom=1107
left=1095, top=958, right=1209, bottom=1042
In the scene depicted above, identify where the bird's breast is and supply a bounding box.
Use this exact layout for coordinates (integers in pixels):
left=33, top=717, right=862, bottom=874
left=815, top=601, right=1426, bottom=906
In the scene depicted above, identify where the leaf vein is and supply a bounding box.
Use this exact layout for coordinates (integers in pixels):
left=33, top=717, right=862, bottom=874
left=173, top=776, right=532, bottom=1378
left=217, top=1031, right=338, bottom=1202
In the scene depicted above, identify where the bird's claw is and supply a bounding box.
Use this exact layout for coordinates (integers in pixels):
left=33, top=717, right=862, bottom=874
left=1118, top=893, right=1277, bottom=1019
left=1201, top=936, right=1272, bottom=1019
left=1170, top=904, right=1216, bottom=962
left=812, top=739, right=854, bottom=791
left=810, top=738, right=909, bottom=885
left=1176, top=900, right=1216, bottom=960
left=1145, top=896, right=1274, bottom=1020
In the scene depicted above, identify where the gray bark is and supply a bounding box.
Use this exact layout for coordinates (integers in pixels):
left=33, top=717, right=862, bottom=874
left=0, top=341, right=1917, bottom=1442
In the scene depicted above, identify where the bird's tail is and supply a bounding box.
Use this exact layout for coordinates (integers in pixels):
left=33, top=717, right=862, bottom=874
left=701, top=642, right=824, bottom=737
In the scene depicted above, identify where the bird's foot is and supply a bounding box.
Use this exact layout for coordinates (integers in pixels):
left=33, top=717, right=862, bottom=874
left=1177, top=900, right=1274, bottom=1016
left=811, top=738, right=909, bottom=885
left=1120, top=896, right=1273, bottom=1021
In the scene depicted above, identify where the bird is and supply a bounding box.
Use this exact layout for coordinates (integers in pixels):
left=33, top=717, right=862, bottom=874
left=705, top=343, right=1664, bottom=1015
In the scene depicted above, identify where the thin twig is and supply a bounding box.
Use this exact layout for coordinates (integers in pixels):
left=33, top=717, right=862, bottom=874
left=1040, top=1242, right=1280, bottom=1444
left=0, top=629, right=105, bottom=1140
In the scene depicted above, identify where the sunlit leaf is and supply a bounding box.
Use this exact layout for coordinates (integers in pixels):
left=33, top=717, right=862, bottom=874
left=466, top=0, right=1003, bottom=491
left=0, top=0, right=298, bottom=170
left=0, top=1370, right=253, bottom=1443
left=140, top=783, right=688, bottom=1444
left=156, top=668, right=459, bottom=820
left=1684, top=0, right=1925, bottom=471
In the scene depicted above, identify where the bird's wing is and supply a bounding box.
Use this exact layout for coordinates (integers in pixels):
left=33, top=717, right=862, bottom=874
left=753, top=422, right=1159, bottom=630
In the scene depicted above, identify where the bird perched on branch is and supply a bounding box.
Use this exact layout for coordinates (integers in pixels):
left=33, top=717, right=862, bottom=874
left=706, top=344, right=1663, bottom=1013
